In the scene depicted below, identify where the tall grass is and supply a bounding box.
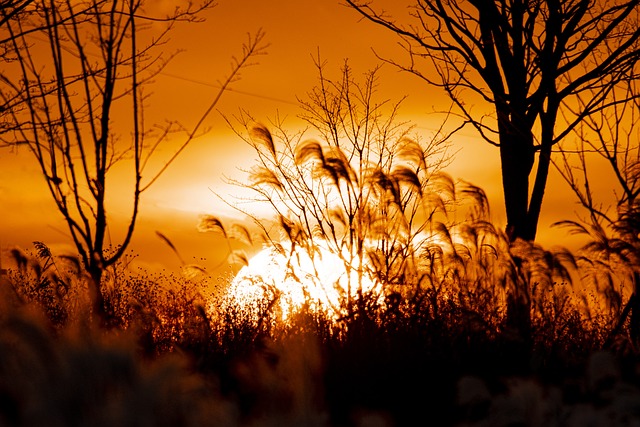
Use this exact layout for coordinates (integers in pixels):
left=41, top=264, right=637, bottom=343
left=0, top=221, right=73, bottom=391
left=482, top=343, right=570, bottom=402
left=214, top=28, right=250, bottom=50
left=1, top=222, right=636, bottom=427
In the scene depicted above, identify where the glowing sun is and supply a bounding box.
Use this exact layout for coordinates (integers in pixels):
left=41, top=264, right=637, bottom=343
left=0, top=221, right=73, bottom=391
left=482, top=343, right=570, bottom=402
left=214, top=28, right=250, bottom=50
left=225, top=241, right=382, bottom=320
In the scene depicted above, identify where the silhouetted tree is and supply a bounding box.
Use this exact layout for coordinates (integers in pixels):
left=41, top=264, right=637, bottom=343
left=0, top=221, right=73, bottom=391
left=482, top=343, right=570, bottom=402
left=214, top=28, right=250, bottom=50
left=555, top=79, right=640, bottom=342
left=0, top=0, right=266, bottom=323
left=345, top=0, right=640, bottom=242
left=226, top=61, right=455, bottom=319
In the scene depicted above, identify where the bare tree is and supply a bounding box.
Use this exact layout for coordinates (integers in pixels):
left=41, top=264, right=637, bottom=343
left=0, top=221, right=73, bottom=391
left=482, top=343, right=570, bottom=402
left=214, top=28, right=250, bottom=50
left=555, top=80, right=640, bottom=342
left=344, top=0, right=640, bottom=242
left=0, top=0, right=267, bottom=322
left=224, top=61, right=455, bottom=319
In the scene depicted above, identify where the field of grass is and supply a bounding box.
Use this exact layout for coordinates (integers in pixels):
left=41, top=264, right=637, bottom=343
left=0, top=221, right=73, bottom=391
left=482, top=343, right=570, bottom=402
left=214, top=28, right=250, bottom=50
left=2, top=232, right=640, bottom=427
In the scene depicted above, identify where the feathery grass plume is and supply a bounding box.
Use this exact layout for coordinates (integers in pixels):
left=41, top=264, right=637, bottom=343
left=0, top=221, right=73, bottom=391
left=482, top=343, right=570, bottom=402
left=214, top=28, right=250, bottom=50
left=322, top=146, right=356, bottom=187
left=231, top=223, right=253, bottom=246
left=182, top=264, right=209, bottom=280
left=155, top=231, right=187, bottom=270
left=294, top=139, right=326, bottom=166
left=10, top=248, right=28, bottom=273
left=32, top=241, right=51, bottom=262
left=460, top=181, right=491, bottom=220
left=398, top=137, right=428, bottom=172
left=197, top=215, right=228, bottom=238
left=391, top=165, right=423, bottom=198
left=250, top=123, right=277, bottom=158
left=370, top=167, right=402, bottom=207
left=228, top=250, right=249, bottom=267
left=249, top=165, right=285, bottom=191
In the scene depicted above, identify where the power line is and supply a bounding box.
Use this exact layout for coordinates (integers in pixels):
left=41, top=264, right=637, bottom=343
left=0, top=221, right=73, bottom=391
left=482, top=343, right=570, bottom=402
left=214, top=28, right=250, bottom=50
left=27, top=31, right=299, bottom=107
left=160, top=71, right=299, bottom=106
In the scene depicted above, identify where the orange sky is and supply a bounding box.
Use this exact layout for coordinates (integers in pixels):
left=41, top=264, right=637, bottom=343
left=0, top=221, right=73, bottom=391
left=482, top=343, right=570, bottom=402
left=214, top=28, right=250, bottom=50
left=0, top=1, right=604, bottom=278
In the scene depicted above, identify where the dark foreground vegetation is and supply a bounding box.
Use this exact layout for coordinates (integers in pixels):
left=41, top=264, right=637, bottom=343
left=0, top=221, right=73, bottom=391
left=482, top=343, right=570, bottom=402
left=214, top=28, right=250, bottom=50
left=1, top=236, right=640, bottom=427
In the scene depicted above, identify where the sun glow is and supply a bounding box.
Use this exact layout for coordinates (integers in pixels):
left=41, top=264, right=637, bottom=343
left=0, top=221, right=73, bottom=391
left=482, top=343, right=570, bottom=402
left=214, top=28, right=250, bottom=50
left=225, top=241, right=382, bottom=320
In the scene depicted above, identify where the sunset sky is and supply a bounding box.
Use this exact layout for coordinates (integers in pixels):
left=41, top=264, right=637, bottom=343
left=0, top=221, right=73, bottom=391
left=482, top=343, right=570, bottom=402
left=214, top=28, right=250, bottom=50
left=0, top=0, right=608, bottom=278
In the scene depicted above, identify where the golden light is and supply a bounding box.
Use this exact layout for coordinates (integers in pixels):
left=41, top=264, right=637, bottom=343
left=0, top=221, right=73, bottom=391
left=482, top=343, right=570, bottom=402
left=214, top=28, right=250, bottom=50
left=224, top=241, right=383, bottom=321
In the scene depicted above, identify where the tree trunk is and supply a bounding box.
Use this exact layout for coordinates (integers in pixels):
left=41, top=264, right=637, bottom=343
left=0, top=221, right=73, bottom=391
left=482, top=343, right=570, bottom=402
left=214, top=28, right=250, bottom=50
left=525, top=107, right=558, bottom=242
left=505, top=256, right=532, bottom=365
left=497, top=109, right=535, bottom=351
left=501, top=145, right=530, bottom=241
left=87, top=262, right=107, bottom=325
left=631, top=271, right=640, bottom=343
left=499, top=115, right=536, bottom=242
